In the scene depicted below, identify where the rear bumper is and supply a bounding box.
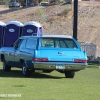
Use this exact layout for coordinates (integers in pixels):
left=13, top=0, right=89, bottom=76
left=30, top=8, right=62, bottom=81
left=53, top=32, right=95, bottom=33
left=32, top=61, right=87, bottom=70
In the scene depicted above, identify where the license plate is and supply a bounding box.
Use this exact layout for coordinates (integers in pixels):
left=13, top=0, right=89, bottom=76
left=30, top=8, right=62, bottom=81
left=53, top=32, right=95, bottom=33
left=56, top=64, right=65, bottom=69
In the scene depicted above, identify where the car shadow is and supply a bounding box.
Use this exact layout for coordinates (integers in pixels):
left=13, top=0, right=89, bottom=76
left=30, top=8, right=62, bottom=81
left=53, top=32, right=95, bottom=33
left=32, top=72, right=63, bottom=79
left=0, top=69, right=64, bottom=79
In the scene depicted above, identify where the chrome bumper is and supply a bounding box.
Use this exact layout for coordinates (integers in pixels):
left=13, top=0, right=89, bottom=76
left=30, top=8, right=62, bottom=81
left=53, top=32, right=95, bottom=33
left=32, top=61, right=87, bottom=70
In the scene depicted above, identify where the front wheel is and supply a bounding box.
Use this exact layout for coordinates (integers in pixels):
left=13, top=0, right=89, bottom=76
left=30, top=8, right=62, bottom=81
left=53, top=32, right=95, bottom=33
left=3, top=59, right=11, bottom=72
left=22, top=62, right=33, bottom=77
left=65, top=71, right=75, bottom=78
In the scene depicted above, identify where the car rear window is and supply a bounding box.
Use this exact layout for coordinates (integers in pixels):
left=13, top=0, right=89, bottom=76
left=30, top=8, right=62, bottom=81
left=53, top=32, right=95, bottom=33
left=41, top=38, right=78, bottom=48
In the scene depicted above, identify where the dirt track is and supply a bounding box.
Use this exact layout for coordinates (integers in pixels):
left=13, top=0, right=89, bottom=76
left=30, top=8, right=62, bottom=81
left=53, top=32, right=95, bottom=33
left=0, top=1, right=100, bottom=56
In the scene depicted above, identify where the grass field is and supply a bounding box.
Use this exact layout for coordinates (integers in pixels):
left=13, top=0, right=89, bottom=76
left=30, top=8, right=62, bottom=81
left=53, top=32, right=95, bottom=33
left=0, top=62, right=100, bottom=100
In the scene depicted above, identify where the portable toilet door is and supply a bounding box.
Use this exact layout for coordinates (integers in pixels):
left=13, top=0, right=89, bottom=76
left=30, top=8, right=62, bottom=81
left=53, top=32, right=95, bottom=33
left=3, top=21, right=23, bottom=47
left=0, top=21, right=6, bottom=48
left=22, top=21, right=43, bottom=36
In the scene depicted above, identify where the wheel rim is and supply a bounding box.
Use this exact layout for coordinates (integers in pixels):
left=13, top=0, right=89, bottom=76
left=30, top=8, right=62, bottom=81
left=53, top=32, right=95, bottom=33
left=3, top=61, right=6, bottom=70
left=22, top=65, right=26, bottom=75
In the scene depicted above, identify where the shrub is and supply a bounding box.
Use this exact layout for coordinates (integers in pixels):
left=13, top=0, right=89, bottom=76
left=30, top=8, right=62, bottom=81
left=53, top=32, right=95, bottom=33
left=37, top=8, right=44, bottom=17
left=63, top=7, right=71, bottom=14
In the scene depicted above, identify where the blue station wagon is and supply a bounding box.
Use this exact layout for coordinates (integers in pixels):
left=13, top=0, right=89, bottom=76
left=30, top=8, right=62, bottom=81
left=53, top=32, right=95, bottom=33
left=0, top=35, right=87, bottom=78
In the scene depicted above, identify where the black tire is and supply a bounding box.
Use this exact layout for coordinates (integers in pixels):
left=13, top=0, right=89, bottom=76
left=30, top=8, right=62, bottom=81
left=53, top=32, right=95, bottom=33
left=22, top=62, right=33, bottom=77
left=3, top=59, right=11, bottom=72
left=65, top=71, right=75, bottom=78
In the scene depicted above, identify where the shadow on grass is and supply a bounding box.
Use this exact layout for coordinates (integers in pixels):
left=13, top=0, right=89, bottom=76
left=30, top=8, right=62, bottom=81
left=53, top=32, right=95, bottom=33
left=32, top=72, right=63, bottom=79
left=87, top=60, right=99, bottom=68
left=0, top=69, right=63, bottom=79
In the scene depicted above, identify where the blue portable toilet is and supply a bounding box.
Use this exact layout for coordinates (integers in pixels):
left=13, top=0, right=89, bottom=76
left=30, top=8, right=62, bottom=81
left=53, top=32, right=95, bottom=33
left=22, top=21, right=43, bottom=36
left=3, top=21, right=23, bottom=47
left=0, top=21, right=6, bottom=48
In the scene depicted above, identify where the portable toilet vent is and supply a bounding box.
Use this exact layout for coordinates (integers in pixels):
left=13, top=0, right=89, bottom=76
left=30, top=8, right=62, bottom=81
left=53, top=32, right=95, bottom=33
left=22, top=21, right=43, bottom=36
left=0, top=21, right=6, bottom=48
left=3, top=21, right=23, bottom=47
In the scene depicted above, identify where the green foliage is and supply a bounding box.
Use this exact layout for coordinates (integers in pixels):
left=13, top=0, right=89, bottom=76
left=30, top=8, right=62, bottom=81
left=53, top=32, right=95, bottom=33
left=37, top=8, right=45, bottom=17
left=37, top=8, right=48, bottom=22
left=53, top=0, right=65, bottom=5
left=58, top=0, right=65, bottom=3
left=63, top=7, right=71, bottom=14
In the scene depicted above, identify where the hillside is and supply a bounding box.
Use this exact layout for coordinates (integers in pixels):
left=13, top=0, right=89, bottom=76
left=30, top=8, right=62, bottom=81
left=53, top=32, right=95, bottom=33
left=0, top=1, right=100, bottom=56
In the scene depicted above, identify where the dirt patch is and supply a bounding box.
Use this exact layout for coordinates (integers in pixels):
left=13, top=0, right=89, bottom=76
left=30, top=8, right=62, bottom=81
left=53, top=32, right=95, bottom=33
left=0, top=7, right=9, bottom=11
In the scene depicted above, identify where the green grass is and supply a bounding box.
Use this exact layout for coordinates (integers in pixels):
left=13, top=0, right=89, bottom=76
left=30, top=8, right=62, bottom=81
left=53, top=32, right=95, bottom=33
left=87, top=61, right=100, bottom=68
left=0, top=62, right=100, bottom=100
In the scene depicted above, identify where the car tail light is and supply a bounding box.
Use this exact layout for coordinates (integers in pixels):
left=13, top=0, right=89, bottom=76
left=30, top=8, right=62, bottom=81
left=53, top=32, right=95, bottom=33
left=74, top=59, right=87, bottom=63
left=33, top=58, right=48, bottom=62
left=34, top=58, right=41, bottom=61
left=41, top=58, right=48, bottom=61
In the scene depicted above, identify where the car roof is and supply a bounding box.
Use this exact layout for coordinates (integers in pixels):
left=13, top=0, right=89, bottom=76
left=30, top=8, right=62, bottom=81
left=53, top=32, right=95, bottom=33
left=19, top=34, right=73, bottom=39
left=40, top=2, right=49, bottom=3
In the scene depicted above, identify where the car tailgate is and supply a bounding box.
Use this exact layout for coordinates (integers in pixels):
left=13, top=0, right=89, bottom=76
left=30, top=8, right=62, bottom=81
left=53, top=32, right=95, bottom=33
left=35, top=48, right=86, bottom=62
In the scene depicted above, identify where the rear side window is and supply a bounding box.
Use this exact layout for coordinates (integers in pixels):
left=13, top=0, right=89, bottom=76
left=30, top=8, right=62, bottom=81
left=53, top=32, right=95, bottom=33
left=42, top=39, right=54, bottom=47
left=65, top=39, right=77, bottom=48
left=26, top=38, right=37, bottom=49
left=41, top=38, right=78, bottom=48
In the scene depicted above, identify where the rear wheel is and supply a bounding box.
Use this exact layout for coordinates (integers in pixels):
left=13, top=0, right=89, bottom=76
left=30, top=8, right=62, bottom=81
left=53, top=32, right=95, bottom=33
left=3, top=59, right=11, bottom=72
left=65, top=71, right=75, bottom=78
left=22, top=62, right=33, bottom=77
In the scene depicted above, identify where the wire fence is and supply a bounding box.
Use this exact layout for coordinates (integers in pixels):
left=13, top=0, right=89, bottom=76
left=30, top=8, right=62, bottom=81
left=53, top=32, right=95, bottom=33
left=80, top=42, right=98, bottom=60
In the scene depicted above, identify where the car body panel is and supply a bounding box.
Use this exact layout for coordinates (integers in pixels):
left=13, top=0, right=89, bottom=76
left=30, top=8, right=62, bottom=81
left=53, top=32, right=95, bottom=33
left=0, top=34, right=87, bottom=71
left=36, top=49, right=85, bottom=61
left=40, top=2, right=49, bottom=6
left=9, top=2, right=20, bottom=8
